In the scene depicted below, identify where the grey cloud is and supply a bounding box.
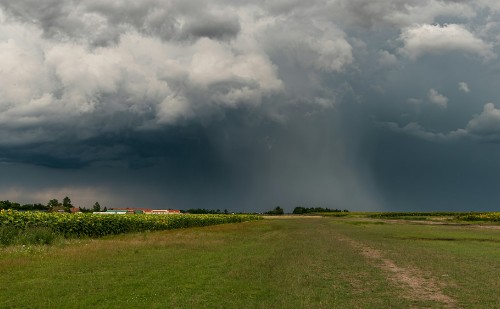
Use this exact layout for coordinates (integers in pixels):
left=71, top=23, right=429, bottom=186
left=458, top=81, right=470, bottom=93
left=0, top=10, right=283, bottom=147
left=428, top=88, right=448, bottom=108
left=0, top=0, right=240, bottom=46
left=181, top=13, right=241, bottom=41
left=383, top=102, right=500, bottom=142
left=336, top=0, right=475, bottom=29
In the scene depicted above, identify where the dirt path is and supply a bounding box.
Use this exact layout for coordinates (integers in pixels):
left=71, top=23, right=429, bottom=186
left=337, top=234, right=459, bottom=308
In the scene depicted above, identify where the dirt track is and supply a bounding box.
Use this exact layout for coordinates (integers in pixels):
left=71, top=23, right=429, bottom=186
left=336, top=234, right=459, bottom=308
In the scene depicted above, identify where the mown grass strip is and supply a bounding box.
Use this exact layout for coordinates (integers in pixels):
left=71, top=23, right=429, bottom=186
left=0, top=218, right=422, bottom=308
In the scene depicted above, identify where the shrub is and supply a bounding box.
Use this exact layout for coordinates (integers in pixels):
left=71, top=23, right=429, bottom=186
left=17, top=227, right=59, bottom=245
left=0, top=225, right=19, bottom=246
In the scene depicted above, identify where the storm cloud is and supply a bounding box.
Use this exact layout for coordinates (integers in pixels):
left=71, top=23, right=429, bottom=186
left=1, top=0, right=500, bottom=211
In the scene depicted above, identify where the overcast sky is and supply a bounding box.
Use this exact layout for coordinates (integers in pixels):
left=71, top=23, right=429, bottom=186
left=1, top=0, right=500, bottom=212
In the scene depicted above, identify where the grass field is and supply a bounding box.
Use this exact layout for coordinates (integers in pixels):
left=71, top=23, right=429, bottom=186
left=1, top=217, right=498, bottom=308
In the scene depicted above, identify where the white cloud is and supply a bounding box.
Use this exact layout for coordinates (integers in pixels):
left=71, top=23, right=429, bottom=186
left=428, top=88, right=448, bottom=108
left=464, top=103, right=500, bottom=136
left=400, top=24, right=496, bottom=60
left=384, top=103, right=500, bottom=142
left=458, top=82, right=470, bottom=93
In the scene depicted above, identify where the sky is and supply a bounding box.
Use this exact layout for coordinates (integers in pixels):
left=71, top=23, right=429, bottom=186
left=1, top=0, right=500, bottom=212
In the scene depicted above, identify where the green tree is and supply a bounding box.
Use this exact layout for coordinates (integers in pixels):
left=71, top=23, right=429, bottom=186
left=293, top=207, right=305, bottom=214
left=47, top=199, right=60, bottom=209
left=78, top=207, right=92, bottom=213
left=92, top=202, right=101, bottom=212
left=62, top=196, right=73, bottom=209
left=265, top=206, right=284, bottom=215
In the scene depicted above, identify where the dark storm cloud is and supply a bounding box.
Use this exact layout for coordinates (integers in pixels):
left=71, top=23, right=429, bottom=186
left=0, top=0, right=241, bottom=45
left=2, top=0, right=500, bottom=211
left=181, top=15, right=240, bottom=41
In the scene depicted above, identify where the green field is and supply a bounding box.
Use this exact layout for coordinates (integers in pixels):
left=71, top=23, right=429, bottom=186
left=1, top=217, right=498, bottom=308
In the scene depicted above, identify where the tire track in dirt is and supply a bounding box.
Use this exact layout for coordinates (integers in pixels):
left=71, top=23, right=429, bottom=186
left=336, top=235, right=459, bottom=308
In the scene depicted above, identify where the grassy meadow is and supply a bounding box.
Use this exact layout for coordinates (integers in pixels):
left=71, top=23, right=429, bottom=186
left=0, top=216, right=499, bottom=308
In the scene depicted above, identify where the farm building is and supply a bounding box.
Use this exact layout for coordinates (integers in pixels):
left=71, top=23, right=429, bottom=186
left=93, top=210, right=127, bottom=215
left=104, top=208, right=181, bottom=214
left=146, top=209, right=181, bottom=215
left=109, top=208, right=149, bottom=214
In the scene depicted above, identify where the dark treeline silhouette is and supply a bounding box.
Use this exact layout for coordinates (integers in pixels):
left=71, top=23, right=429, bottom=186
left=265, top=206, right=284, bottom=215
left=183, top=208, right=230, bottom=214
left=0, top=200, right=48, bottom=211
left=0, top=198, right=103, bottom=213
left=293, top=207, right=348, bottom=214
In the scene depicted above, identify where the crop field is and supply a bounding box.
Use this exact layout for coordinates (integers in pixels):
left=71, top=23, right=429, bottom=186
left=0, top=210, right=262, bottom=243
left=0, top=215, right=498, bottom=308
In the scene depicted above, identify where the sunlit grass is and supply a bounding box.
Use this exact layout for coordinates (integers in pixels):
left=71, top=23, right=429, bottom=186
left=0, top=217, right=498, bottom=308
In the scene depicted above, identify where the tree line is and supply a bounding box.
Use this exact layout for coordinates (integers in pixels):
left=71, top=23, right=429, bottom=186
left=0, top=198, right=104, bottom=213
left=183, top=208, right=230, bottom=214
left=293, top=207, right=349, bottom=214
left=263, top=206, right=349, bottom=215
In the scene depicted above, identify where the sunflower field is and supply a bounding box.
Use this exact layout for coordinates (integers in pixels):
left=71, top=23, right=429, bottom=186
left=0, top=210, right=262, bottom=239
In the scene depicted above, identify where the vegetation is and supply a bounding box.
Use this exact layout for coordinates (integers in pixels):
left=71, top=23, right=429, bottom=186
left=293, top=207, right=348, bottom=214
left=455, top=212, right=500, bottom=222
left=1, top=196, right=84, bottom=213
left=0, top=226, right=59, bottom=246
left=183, top=208, right=230, bottom=214
left=0, top=200, right=48, bottom=211
left=368, top=211, right=500, bottom=222
left=0, top=210, right=262, bottom=241
left=0, top=217, right=498, bottom=308
left=265, top=206, right=284, bottom=215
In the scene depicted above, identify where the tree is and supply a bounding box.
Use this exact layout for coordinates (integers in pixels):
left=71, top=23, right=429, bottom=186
left=265, top=206, right=284, bottom=215
left=293, top=207, right=305, bottom=214
left=92, top=202, right=101, bottom=212
left=62, top=196, right=73, bottom=209
left=78, top=207, right=92, bottom=213
left=47, top=199, right=60, bottom=209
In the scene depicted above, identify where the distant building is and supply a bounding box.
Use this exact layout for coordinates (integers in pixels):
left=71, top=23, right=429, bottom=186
left=93, top=210, right=128, bottom=215
left=107, top=207, right=181, bottom=214
left=146, top=209, right=181, bottom=215
left=110, top=208, right=149, bottom=214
